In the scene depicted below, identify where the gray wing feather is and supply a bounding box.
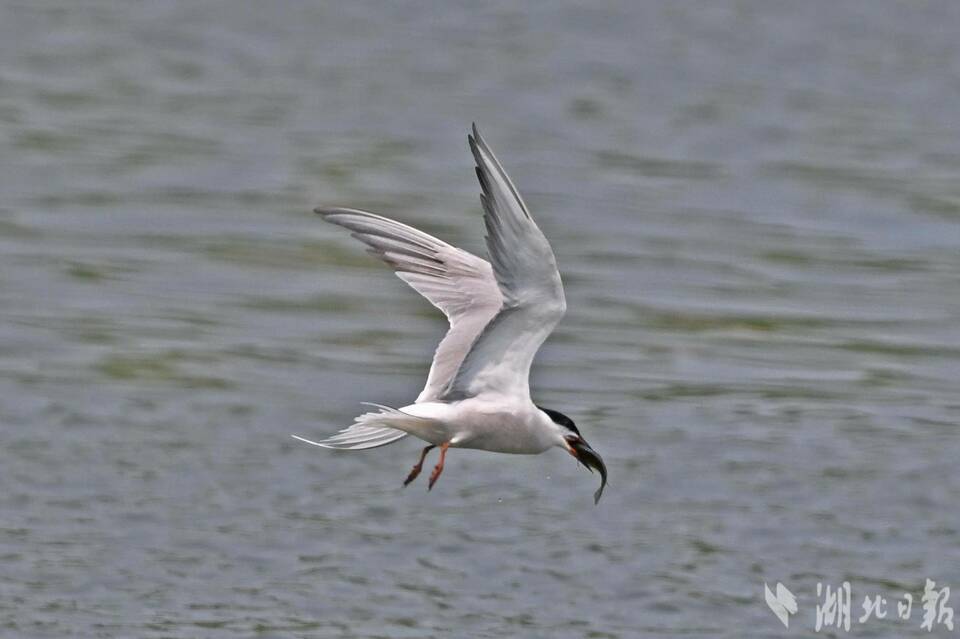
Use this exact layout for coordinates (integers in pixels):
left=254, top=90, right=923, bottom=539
left=317, top=207, right=503, bottom=401
left=443, top=124, right=566, bottom=400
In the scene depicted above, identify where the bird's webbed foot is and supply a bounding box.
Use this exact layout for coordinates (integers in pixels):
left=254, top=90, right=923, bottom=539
left=427, top=442, right=450, bottom=490
left=403, top=444, right=436, bottom=486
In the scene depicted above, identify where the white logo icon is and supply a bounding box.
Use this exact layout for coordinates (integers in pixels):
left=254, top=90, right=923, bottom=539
left=765, top=582, right=799, bottom=628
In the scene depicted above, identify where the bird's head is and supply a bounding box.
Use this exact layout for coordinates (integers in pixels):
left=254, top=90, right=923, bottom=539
left=538, top=406, right=607, bottom=504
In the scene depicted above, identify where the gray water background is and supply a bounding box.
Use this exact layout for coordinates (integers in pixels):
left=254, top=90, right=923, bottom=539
left=2, top=2, right=959, bottom=637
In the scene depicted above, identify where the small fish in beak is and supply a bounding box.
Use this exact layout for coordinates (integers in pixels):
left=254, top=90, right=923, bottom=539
left=568, top=437, right=608, bottom=504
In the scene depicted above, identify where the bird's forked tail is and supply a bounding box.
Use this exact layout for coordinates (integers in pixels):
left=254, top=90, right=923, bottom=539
left=291, top=403, right=415, bottom=450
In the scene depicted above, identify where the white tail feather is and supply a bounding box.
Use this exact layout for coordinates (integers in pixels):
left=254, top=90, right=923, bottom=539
left=292, top=404, right=417, bottom=451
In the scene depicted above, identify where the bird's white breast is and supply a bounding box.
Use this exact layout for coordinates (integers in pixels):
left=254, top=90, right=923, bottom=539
left=402, top=397, right=556, bottom=454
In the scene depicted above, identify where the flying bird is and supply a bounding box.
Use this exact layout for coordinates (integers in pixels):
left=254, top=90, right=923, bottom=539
left=294, top=124, right=607, bottom=503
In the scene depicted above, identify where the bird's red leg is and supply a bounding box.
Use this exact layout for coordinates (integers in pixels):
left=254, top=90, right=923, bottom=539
left=403, top=444, right=435, bottom=486
left=428, top=442, right=450, bottom=491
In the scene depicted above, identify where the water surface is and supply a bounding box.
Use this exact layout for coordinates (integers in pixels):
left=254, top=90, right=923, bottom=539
left=1, top=2, right=959, bottom=637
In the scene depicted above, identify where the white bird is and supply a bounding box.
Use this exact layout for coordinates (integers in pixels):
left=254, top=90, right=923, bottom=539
left=294, top=124, right=607, bottom=503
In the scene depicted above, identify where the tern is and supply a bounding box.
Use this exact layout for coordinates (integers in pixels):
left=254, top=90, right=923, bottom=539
left=293, top=124, right=607, bottom=503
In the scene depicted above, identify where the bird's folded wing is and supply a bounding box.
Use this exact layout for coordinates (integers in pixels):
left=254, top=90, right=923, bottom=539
left=316, top=207, right=503, bottom=401
left=442, top=125, right=566, bottom=401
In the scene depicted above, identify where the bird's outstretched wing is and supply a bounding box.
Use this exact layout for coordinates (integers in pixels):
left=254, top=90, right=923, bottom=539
left=316, top=207, right=503, bottom=401
left=442, top=124, right=566, bottom=401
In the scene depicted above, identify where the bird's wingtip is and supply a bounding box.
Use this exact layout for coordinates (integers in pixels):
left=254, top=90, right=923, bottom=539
left=470, top=122, right=485, bottom=146
left=315, top=207, right=364, bottom=220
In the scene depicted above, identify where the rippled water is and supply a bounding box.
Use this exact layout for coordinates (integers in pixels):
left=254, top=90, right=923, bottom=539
left=2, top=2, right=959, bottom=637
